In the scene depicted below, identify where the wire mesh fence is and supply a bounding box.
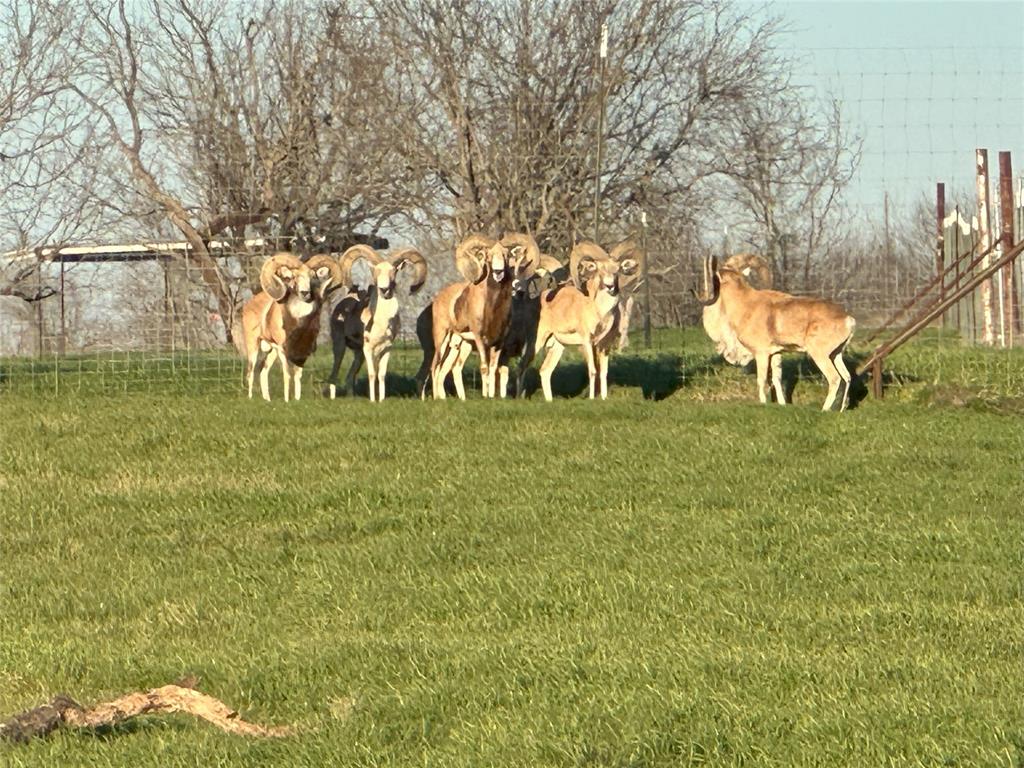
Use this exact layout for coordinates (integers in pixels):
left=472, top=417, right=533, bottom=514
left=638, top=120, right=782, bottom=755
left=1, top=35, right=1022, bottom=400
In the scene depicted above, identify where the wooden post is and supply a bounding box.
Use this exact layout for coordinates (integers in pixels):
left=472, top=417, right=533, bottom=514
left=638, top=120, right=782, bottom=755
left=936, top=183, right=945, bottom=326
left=998, top=151, right=1018, bottom=344
left=872, top=358, right=884, bottom=399
left=976, top=149, right=996, bottom=345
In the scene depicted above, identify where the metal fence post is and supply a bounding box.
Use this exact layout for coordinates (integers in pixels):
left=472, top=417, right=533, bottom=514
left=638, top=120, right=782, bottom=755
left=641, top=210, right=651, bottom=349
left=998, top=151, right=1018, bottom=344
left=592, top=20, right=608, bottom=243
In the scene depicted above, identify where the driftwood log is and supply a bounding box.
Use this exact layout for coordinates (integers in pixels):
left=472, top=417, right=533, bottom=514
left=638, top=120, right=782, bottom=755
left=0, top=677, right=293, bottom=743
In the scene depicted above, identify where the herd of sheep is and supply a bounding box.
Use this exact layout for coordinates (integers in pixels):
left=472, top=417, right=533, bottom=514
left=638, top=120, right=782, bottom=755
left=238, top=233, right=856, bottom=411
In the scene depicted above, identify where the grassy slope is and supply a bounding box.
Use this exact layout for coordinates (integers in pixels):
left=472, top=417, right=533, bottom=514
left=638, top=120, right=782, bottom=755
left=1, top=380, right=1022, bottom=766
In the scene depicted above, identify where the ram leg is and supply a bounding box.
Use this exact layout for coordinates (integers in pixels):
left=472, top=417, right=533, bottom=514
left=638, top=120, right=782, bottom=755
left=770, top=352, right=786, bottom=404
left=434, top=334, right=460, bottom=400
left=377, top=350, right=391, bottom=402
left=327, top=329, right=345, bottom=399
left=596, top=348, right=610, bottom=400
left=581, top=342, right=597, bottom=399
left=832, top=349, right=852, bottom=412
left=451, top=341, right=471, bottom=401
left=474, top=338, right=491, bottom=398
left=753, top=352, right=773, bottom=404
left=486, top=347, right=502, bottom=399
left=515, top=338, right=537, bottom=399
left=430, top=335, right=449, bottom=400
left=810, top=350, right=843, bottom=411
left=345, top=349, right=363, bottom=398
left=539, top=340, right=564, bottom=403
left=498, top=365, right=509, bottom=399
left=279, top=354, right=292, bottom=403
left=259, top=345, right=278, bottom=402
left=246, top=347, right=264, bottom=400
left=370, top=348, right=382, bottom=403
left=292, top=366, right=303, bottom=401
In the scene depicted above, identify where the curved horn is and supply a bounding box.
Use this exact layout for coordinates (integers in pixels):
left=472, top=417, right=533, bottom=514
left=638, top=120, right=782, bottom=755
left=530, top=266, right=561, bottom=298
left=537, top=254, right=563, bottom=274
left=569, top=242, right=609, bottom=289
left=610, top=240, right=645, bottom=286
left=691, top=254, right=720, bottom=306
left=306, top=253, right=344, bottom=298
left=338, top=244, right=382, bottom=289
left=389, top=248, right=429, bottom=294
left=259, top=252, right=305, bottom=302
left=536, top=254, right=570, bottom=286
left=722, top=253, right=773, bottom=288
left=500, top=232, right=540, bottom=278
left=454, top=234, right=494, bottom=284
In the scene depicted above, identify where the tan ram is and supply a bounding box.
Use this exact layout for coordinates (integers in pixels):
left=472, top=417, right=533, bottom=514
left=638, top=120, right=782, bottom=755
left=238, top=252, right=343, bottom=402
left=693, top=253, right=856, bottom=411
left=516, top=241, right=642, bottom=401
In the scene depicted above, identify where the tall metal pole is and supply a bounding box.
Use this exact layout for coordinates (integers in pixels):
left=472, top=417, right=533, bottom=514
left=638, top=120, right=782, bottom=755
left=59, top=253, right=66, bottom=356
left=935, top=182, right=945, bottom=316
left=641, top=210, right=651, bottom=348
left=592, top=21, right=608, bottom=243
left=883, top=191, right=892, bottom=305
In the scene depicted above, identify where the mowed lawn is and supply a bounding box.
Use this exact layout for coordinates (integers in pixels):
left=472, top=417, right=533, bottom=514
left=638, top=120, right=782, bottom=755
left=1, top=347, right=1023, bottom=766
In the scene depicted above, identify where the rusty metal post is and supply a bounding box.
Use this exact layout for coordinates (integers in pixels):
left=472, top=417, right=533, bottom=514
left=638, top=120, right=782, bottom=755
left=936, top=183, right=945, bottom=326
left=998, top=151, right=1018, bottom=344
left=975, top=149, right=996, bottom=345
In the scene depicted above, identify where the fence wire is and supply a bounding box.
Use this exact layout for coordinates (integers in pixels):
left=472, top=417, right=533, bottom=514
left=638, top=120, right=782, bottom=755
left=1, top=43, right=1022, bottom=399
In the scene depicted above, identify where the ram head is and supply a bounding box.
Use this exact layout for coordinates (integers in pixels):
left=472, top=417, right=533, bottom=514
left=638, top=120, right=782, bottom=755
left=339, top=245, right=428, bottom=299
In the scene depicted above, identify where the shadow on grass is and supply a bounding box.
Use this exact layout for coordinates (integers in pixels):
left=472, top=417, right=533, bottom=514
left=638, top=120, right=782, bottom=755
left=512, top=352, right=687, bottom=401
left=778, top=353, right=875, bottom=410
left=314, top=348, right=900, bottom=408
left=694, top=350, right=880, bottom=410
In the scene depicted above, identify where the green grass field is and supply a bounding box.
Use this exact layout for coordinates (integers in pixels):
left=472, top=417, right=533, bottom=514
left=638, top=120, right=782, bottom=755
left=1, top=332, right=1022, bottom=766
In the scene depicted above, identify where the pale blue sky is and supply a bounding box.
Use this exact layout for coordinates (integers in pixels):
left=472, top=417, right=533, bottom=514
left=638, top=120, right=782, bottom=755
left=760, top=0, right=1023, bottom=211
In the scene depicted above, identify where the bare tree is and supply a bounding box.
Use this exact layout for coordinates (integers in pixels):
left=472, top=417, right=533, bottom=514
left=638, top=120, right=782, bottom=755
left=716, top=94, right=861, bottom=292
left=375, top=0, right=787, bottom=256
left=144, top=1, right=428, bottom=252
left=71, top=0, right=242, bottom=338
left=72, top=0, right=426, bottom=341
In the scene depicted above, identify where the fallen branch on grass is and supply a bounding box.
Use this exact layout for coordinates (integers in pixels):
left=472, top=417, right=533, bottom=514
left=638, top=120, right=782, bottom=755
left=0, top=676, right=293, bottom=743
